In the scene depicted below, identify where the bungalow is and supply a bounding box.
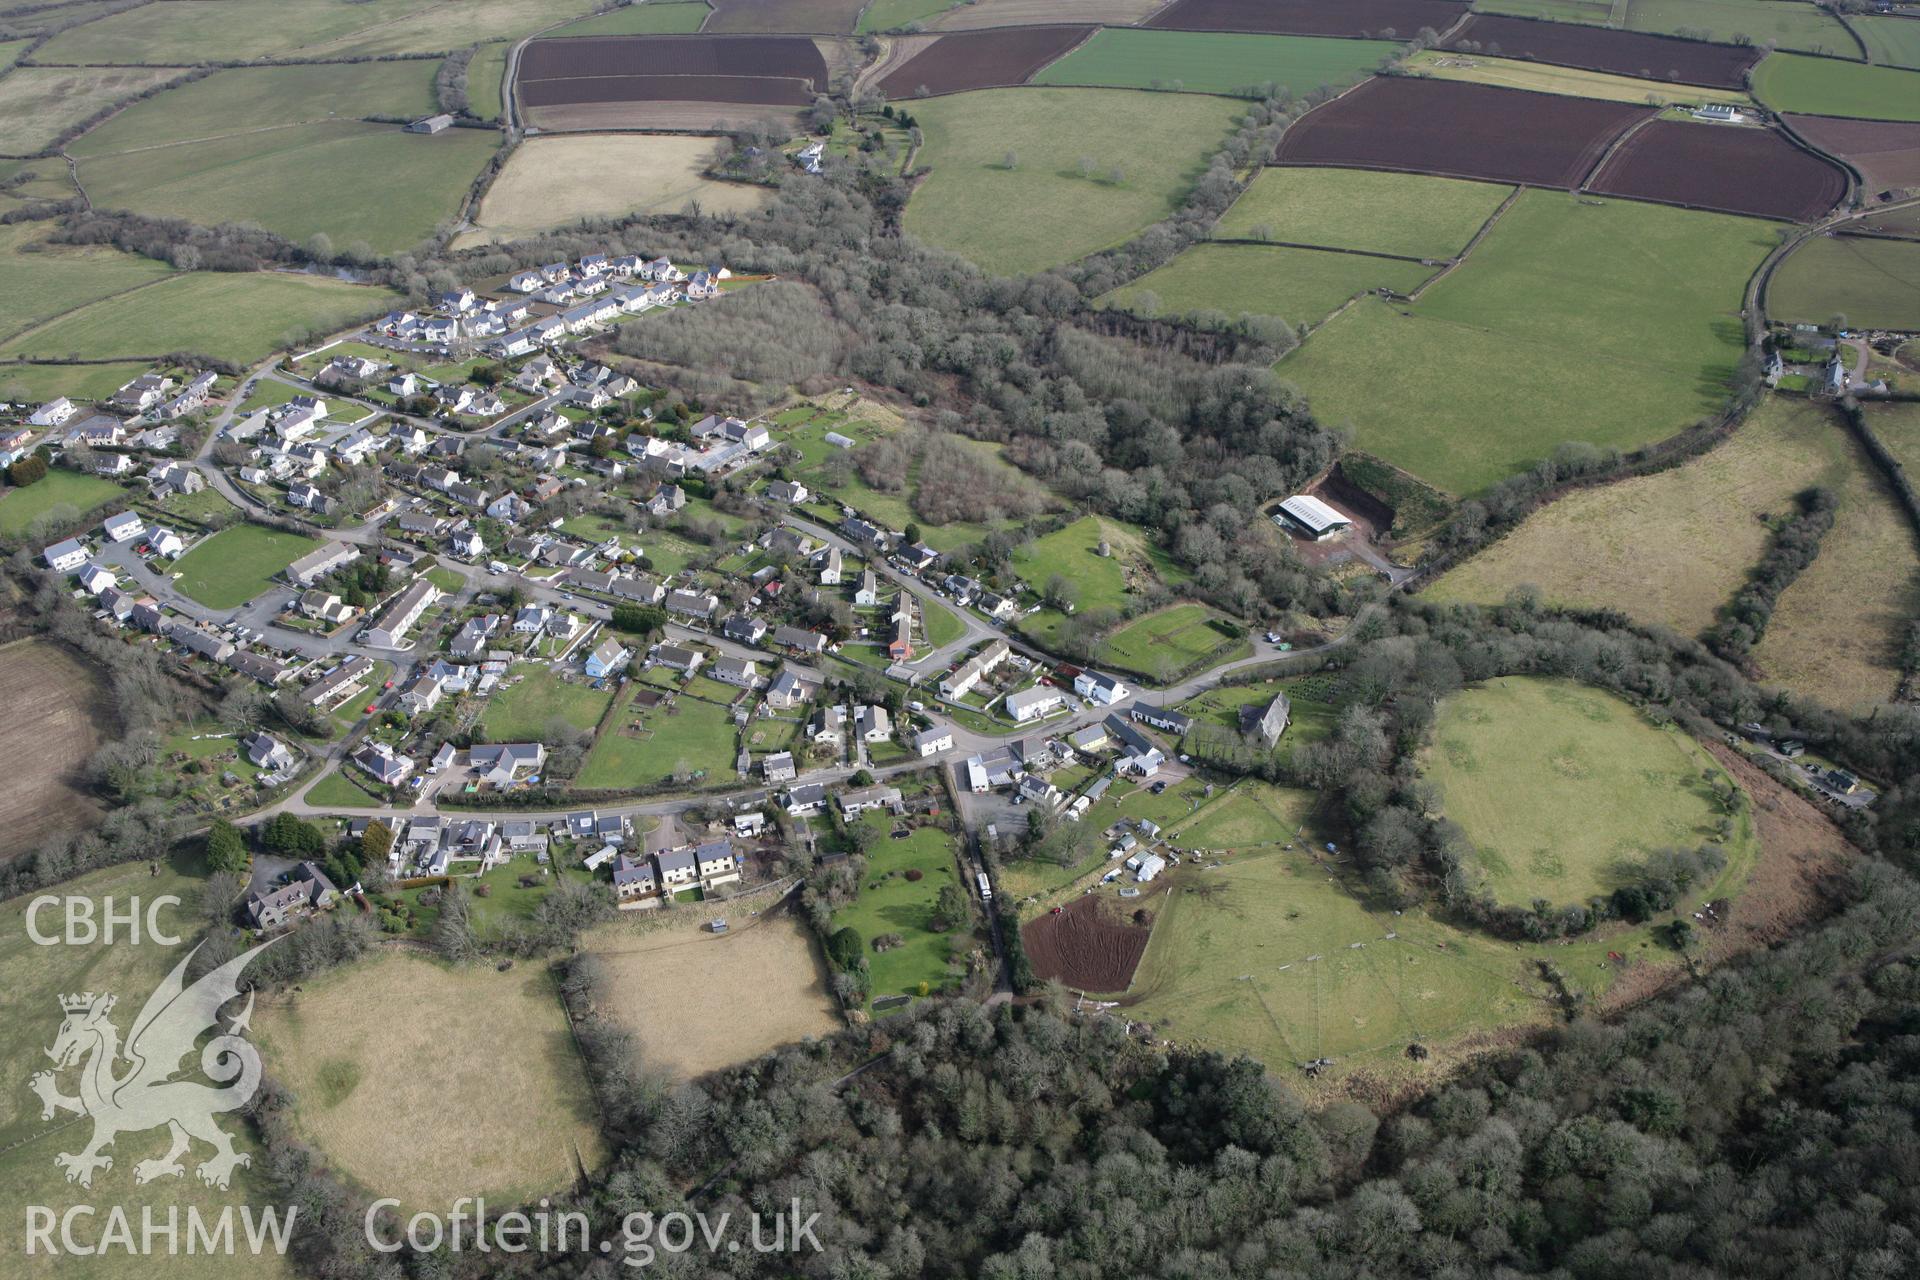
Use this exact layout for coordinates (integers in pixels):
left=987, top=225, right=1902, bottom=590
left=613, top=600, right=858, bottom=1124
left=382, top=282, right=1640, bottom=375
left=763, top=751, right=796, bottom=783
left=1006, top=684, right=1066, bottom=723
left=513, top=603, right=555, bottom=634
left=766, top=478, right=809, bottom=504
left=169, top=622, right=234, bottom=663
left=837, top=784, right=902, bottom=818
left=286, top=541, right=358, bottom=586
left=841, top=517, right=889, bottom=552
left=584, top=637, right=631, bottom=679
left=913, top=725, right=954, bottom=757
left=226, top=649, right=291, bottom=686
left=722, top=614, right=767, bottom=645
left=773, top=624, right=828, bottom=654
left=808, top=705, right=847, bottom=744
left=101, top=511, right=145, bottom=544
left=351, top=741, right=414, bottom=787
left=1131, top=703, right=1192, bottom=735
left=653, top=643, right=703, bottom=675
left=470, top=742, right=546, bottom=787
left=784, top=782, right=828, bottom=817
left=765, top=669, right=813, bottom=709
left=42, top=538, right=90, bottom=573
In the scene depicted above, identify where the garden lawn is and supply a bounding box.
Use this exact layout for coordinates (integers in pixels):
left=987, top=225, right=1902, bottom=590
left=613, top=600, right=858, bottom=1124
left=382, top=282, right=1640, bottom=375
left=1035, top=29, right=1394, bottom=97
left=1214, top=166, right=1513, bottom=259
left=167, top=524, right=321, bottom=608
left=306, top=766, right=386, bottom=809
left=905, top=87, right=1245, bottom=276
left=0, top=224, right=175, bottom=345
left=466, top=857, right=601, bottom=938
left=0, top=469, right=123, bottom=537
left=1425, top=677, right=1746, bottom=907
left=1427, top=396, right=1856, bottom=638
left=79, top=123, right=499, bottom=257
left=1279, top=190, right=1771, bottom=495
left=921, top=595, right=966, bottom=647
left=480, top=664, right=615, bottom=740
left=1402, top=49, right=1753, bottom=106
left=576, top=686, right=738, bottom=788
left=1753, top=54, right=1920, bottom=121
left=1102, top=242, right=1435, bottom=328
left=835, top=814, right=967, bottom=1006
left=1098, top=602, right=1242, bottom=677
left=69, top=62, right=440, bottom=157
left=1767, top=235, right=1920, bottom=333
left=1, top=272, right=400, bottom=365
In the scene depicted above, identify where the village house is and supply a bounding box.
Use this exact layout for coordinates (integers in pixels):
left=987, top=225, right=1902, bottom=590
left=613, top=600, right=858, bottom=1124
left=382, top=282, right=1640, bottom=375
left=763, top=751, right=796, bottom=783
left=363, top=577, right=440, bottom=649
left=351, top=741, right=414, bottom=787
left=101, top=511, right=145, bottom=544
left=1007, top=684, right=1067, bottom=723
left=913, top=725, right=954, bottom=757
left=653, top=643, right=704, bottom=675
left=243, top=731, right=296, bottom=772
left=940, top=640, right=1010, bottom=699
left=286, top=540, right=359, bottom=586
left=585, top=637, right=631, bottom=679
left=1074, top=670, right=1129, bottom=706
left=300, top=654, right=373, bottom=708
left=470, top=742, right=546, bottom=787
left=857, top=704, right=892, bottom=742
left=838, top=784, right=902, bottom=818
left=244, top=862, right=338, bottom=930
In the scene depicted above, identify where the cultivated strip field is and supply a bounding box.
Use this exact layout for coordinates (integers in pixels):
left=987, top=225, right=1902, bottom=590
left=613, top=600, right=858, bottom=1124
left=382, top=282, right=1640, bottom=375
left=1274, top=75, right=1653, bottom=188
left=1784, top=116, right=1920, bottom=196
left=1444, top=13, right=1761, bottom=88
left=1213, top=166, right=1512, bottom=258
left=1586, top=119, right=1848, bottom=222
left=1147, top=0, right=1468, bottom=37
left=1034, top=28, right=1396, bottom=96
left=517, top=33, right=830, bottom=115
left=877, top=24, right=1094, bottom=97
left=1426, top=397, right=1856, bottom=637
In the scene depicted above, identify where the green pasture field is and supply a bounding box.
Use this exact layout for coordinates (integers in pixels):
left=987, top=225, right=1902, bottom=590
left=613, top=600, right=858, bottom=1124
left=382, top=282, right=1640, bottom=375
left=1034, top=29, right=1395, bottom=97
left=0, top=225, right=174, bottom=345
left=552, top=0, right=710, bottom=33
left=0, top=469, right=124, bottom=538
left=0, top=857, right=291, bottom=1280
left=1403, top=50, right=1753, bottom=106
left=1427, top=396, right=1856, bottom=638
left=1868, top=401, right=1920, bottom=481
left=306, top=765, right=387, bottom=808
left=1173, top=780, right=1315, bottom=850
left=576, top=684, right=738, bottom=788
left=1215, top=167, right=1512, bottom=260
left=464, top=855, right=602, bottom=938
left=467, top=43, right=511, bottom=122
left=71, top=62, right=440, bottom=158
left=1853, top=15, right=1920, bottom=69
left=1768, top=235, right=1920, bottom=332
left=1475, top=0, right=1614, bottom=21
left=860, top=0, right=953, bottom=31
left=1, top=271, right=400, bottom=365
left=1426, top=676, right=1753, bottom=906
left=1102, top=242, right=1435, bottom=329
left=480, top=664, right=614, bottom=741
left=169, top=524, right=321, bottom=608
left=38, top=0, right=603, bottom=62
left=833, top=813, right=968, bottom=1006
left=904, top=87, right=1245, bottom=276
left=80, top=122, right=498, bottom=257
left=1624, top=0, right=1856, bottom=54
left=0, top=37, right=25, bottom=70
left=1012, top=514, right=1186, bottom=648
left=1098, top=602, right=1243, bottom=676
left=0, top=66, right=183, bottom=155
left=1280, top=190, right=1771, bottom=495
left=1751, top=403, right=1920, bottom=712
left=1754, top=53, right=1920, bottom=121
left=704, top=0, right=864, bottom=32
left=0, top=360, right=154, bottom=403
left=1182, top=672, right=1348, bottom=748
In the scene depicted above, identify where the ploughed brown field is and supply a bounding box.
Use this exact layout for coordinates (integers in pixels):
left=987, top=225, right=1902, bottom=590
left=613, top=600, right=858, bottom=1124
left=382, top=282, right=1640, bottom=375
left=1588, top=119, right=1847, bottom=222
left=1786, top=115, right=1920, bottom=197
left=0, top=639, right=109, bottom=862
left=1274, top=76, right=1651, bottom=188
left=519, top=74, right=814, bottom=108
left=1022, top=895, right=1154, bottom=993
left=1445, top=14, right=1761, bottom=89
left=518, top=32, right=827, bottom=85
left=1149, top=0, right=1467, bottom=37
left=876, top=24, right=1094, bottom=98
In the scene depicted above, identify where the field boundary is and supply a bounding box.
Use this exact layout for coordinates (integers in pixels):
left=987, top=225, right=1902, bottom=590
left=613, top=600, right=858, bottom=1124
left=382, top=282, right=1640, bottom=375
left=1209, top=235, right=1437, bottom=264
left=1401, top=182, right=1519, bottom=303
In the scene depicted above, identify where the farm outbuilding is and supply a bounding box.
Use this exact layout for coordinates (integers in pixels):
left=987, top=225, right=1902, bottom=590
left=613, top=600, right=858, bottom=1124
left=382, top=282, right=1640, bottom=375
left=1276, top=494, right=1351, bottom=541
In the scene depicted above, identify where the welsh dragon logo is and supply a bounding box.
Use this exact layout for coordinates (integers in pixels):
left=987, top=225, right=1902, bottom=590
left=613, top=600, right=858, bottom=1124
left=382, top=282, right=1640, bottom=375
left=28, top=941, right=273, bottom=1191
